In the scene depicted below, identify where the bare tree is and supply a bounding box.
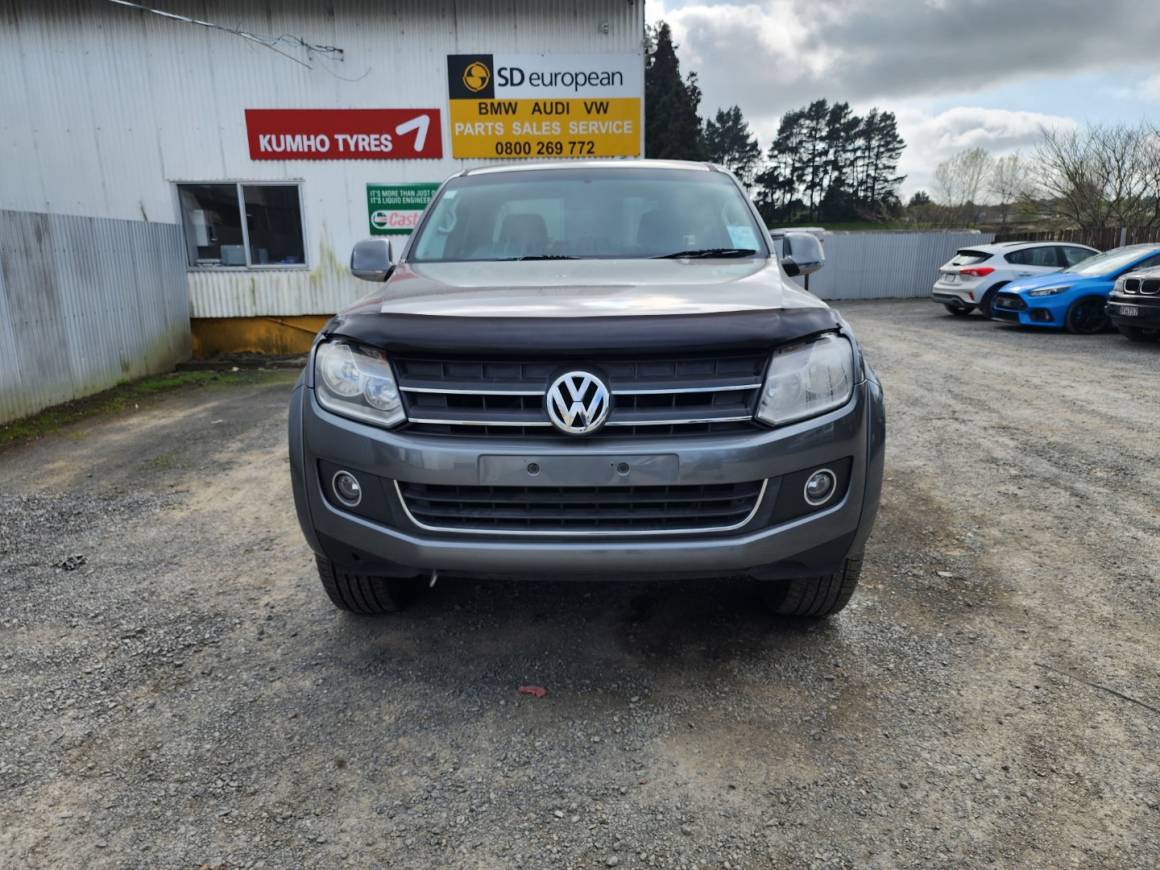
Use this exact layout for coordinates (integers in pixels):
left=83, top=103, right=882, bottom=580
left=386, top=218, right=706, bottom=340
left=1035, top=122, right=1160, bottom=236
left=988, top=152, right=1031, bottom=227
left=932, top=147, right=993, bottom=225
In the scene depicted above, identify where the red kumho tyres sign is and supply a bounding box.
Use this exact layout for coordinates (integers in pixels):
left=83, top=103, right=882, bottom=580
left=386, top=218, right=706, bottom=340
left=245, top=109, right=443, bottom=160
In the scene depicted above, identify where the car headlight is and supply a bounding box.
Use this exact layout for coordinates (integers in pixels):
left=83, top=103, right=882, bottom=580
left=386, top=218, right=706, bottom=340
left=756, top=333, right=855, bottom=427
left=1026, top=285, right=1068, bottom=297
left=314, top=340, right=405, bottom=428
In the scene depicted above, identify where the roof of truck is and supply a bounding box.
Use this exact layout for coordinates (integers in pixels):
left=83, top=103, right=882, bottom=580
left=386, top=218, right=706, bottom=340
left=461, top=159, right=716, bottom=176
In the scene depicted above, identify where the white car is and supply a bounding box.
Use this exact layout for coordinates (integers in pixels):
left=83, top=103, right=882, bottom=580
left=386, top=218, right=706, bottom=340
left=932, top=241, right=1099, bottom=317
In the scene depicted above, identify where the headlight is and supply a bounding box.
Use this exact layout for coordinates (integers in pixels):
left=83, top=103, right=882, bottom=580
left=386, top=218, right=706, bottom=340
left=1027, top=285, right=1068, bottom=297
left=756, top=333, right=855, bottom=427
left=314, top=340, right=405, bottom=428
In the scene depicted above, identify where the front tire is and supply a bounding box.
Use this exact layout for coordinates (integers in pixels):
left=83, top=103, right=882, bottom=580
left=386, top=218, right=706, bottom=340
left=944, top=304, right=970, bottom=317
left=315, top=554, right=417, bottom=614
left=1065, top=297, right=1110, bottom=334
left=759, top=557, right=863, bottom=618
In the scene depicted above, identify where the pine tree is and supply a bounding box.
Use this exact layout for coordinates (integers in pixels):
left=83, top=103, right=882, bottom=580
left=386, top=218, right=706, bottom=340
left=757, top=108, right=806, bottom=222
left=704, top=106, right=762, bottom=185
left=644, top=23, right=708, bottom=161
left=862, top=110, right=906, bottom=213
left=799, top=100, right=831, bottom=220
left=757, top=100, right=907, bottom=223
left=821, top=102, right=859, bottom=219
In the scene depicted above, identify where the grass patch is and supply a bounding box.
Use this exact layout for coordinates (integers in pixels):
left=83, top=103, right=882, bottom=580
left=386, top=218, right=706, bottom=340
left=0, top=369, right=296, bottom=451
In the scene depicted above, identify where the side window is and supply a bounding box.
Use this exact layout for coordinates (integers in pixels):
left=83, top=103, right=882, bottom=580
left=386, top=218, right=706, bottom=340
left=1007, top=247, right=1059, bottom=267
left=1059, top=246, right=1094, bottom=267
left=242, top=185, right=305, bottom=265
left=178, top=182, right=305, bottom=267
left=178, top=184, right=244, bottom=266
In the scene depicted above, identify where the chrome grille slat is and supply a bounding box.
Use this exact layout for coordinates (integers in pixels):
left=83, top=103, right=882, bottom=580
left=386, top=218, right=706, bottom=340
left=393, top=352, right=767, bottom=439
left=612, top=381, right=762, bottom=395
left=605, top=413, right=754, bottom=427
left=400, top=385, right=544, bottom=396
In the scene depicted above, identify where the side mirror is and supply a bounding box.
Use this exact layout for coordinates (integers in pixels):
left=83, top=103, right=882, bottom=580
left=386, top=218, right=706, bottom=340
left=350, top=238, right=395, bottom=282
left=780, top=232, right=825, bottom=277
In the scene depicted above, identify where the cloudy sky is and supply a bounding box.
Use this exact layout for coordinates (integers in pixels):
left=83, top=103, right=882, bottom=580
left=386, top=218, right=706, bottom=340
left=648, top=0, right=1160, bottom=196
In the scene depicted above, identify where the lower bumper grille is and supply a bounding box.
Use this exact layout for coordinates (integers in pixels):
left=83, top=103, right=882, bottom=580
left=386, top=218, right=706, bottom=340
left=994, top=293, right=1027, bottom=311
left=396, top=480, right=766, bottom=535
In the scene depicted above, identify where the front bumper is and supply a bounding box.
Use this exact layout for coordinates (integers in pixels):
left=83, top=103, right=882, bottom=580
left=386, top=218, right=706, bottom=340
left=991, top=292, right=1062, bottom=327
left=1107, top=293, right=1160, bottom=328
left=288, top=378, right=885, bottom=580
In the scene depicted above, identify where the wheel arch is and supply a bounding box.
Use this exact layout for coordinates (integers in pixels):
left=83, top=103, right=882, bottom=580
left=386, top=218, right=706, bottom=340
left=978, top=279, right=1010, bottom=304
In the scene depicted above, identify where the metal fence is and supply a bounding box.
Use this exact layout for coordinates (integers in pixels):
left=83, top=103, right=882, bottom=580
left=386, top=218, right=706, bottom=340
left=798, top=231, right=991, bottom=300
left=0, top=210, right=190, bottom=424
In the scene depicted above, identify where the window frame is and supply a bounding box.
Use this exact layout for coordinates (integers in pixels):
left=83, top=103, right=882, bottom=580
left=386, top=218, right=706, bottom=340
left=174, top=180, right=309, bottom=271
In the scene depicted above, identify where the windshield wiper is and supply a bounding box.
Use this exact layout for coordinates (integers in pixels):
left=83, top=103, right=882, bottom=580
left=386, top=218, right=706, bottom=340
left=652, top=247, right=758, bottom=259
left=493, top=254, right=580, bottom=261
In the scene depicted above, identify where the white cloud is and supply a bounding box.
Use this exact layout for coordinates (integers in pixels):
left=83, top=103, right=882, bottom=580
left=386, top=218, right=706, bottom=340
left=1111, top=73, right=1160, bottom=103
left=648, top=1, right=1156, bottom=195
left=894, top=106, right=1078, bottom=196
left=652, top=0, right=1155, bottom=112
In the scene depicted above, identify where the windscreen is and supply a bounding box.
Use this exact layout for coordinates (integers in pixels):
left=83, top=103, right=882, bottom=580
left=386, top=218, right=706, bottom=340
left=949, top=250, right=991, bottom=266
left=409, top=168, right=768, bottom=262
left=1063, top=246, right=1156, bottom=276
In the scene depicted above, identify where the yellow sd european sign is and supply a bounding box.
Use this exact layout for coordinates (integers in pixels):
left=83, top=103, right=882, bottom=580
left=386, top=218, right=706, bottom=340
left=447, top=54, right=643, bottom=159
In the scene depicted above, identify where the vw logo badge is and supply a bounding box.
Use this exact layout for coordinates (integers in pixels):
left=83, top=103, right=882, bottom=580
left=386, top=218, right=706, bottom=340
left=545, top=371, right=610, bottom=435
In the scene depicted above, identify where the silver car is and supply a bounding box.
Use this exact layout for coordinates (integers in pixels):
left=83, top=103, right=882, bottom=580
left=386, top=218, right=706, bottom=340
left=288, top=160, right=885, bottom=619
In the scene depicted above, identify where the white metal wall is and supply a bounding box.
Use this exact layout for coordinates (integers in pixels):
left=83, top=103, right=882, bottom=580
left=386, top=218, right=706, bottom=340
left=0, top=0, right=646, bottom=317
left=0, top=210, right=191, bottom=424
left=798, top=231, right=993, bottom=300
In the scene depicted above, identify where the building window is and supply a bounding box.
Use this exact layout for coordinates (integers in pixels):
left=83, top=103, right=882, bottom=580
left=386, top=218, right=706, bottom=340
left=177, top=182, right=305, bottom=268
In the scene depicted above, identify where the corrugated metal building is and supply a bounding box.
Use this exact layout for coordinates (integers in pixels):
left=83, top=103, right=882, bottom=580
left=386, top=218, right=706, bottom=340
left=0, top=210, right=190, bottom=423
left=1, top=0, right=646, bottom=358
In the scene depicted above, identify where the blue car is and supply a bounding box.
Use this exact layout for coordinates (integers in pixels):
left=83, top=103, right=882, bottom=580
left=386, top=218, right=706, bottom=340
left=990, top=244, right=1160, bottom=334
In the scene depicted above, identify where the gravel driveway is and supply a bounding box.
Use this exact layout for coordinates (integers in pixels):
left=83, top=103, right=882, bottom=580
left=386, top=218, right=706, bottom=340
left=2, top=300, right=1158, bottom=869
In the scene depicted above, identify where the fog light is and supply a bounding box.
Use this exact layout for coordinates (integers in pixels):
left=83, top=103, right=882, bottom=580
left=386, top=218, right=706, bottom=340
left=332, top=470, right=363, bottom=507
left=803, top=469, right=837, bottom=506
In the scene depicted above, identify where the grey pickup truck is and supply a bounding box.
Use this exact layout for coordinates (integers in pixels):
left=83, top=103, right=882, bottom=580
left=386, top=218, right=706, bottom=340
left=288, top=160, right=884, bottom=618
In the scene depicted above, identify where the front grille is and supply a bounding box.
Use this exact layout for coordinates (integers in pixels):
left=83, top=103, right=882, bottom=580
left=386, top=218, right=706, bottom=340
left=994, top=293, right=1027, bottom=311
left=397, top=480, right=766, bottom=534
left=393, top=353, right=767, bottom=438
left=1121, top=278, right=1157, bottom=296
